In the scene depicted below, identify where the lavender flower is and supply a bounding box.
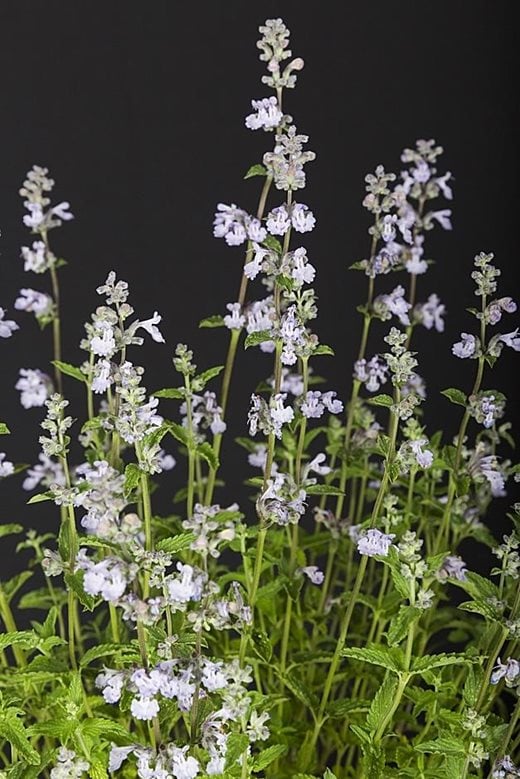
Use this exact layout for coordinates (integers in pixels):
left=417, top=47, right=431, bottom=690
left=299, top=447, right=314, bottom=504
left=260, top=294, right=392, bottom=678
left=14, top=288, right=53, bottom=317
left=452, top=332, right=477, bottom=359
left=491, top=657, right=520, bottom=686
left=16, top=368, right=53, bottom=408
left=0, top=308, right=19, bottom=338
left=245, top=96, right=283, bottom=130
left=415, top=293, right=446, bottom=332
left=357, top=529, right=395, bottom=557
left=0, top=453, right=15, bottom=478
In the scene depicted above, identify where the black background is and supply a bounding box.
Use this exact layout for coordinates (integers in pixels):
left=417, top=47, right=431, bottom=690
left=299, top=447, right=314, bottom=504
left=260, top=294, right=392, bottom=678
left=0, top=2, right=518, bottom=576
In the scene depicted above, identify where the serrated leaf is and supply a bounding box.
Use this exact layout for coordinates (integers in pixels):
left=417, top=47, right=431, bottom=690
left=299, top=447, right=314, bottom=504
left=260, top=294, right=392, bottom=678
left=225, top=732, right=250, bottom=768
left=0, top=711, right=40, bottom=765
left=323, top=771, right=338, bottom=779
left=52, top=360, right=86, bottom=383
left=350, top=723, right=371, bottom=744
left=263, top=235, right=282, bottom=253
left=412, top=652, right=469, bottom=674
left=313, top=344, right=335, bottom=357
left=327, top=698, right=370, bottom=718
left=197, top=441, right=219, bottom=470
left=124, top=462, right=141, bottom=494
left=194, top=365, right=225, bottom=389
left=0, top=421, right=10, bottom=434
left=366, top=674, right=398, bottom=732
left=282, top=671, right=317, bottom=712
left=415, top=737, right=465, bottom=755
left=244, top=329, right=274, bottom=349
left=244, top=163, right=267, bottom=179
left=0, top=630, right=38, bottom=653
left=155, top=532, right=195, bottom=555
left=0, top=523, right=24, bottom=539
left=367, top=393, right=394, bottom=407
left=80, top=717, right=135, bottom=743
left=80, top=642, right=135, bottom=668
left=153, top=387, right=185, bottom=399
left=166, top=420, right=190, bottom=446
left=64, top=571, right=96, bottom=611
left=305, top=484, right=344, bottom=497
left=342, top=646, right=403, bottom=673
left=1, top=571, right=33, bottom=603
left=441, top=387, right=467, bottom=407
left=458, top=599, right=502, bottom=621
left=252, top=744, right=288, bottom=771
left=387, top=605, right=421, bottom=647
left=199, top=314, right=225, bottom=328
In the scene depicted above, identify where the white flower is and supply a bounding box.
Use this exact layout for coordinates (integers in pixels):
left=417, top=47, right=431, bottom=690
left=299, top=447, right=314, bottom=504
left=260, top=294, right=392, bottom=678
left=291, top=247, right=316, bottom=286
left=245, top=96, right=283, bottom=130
left=409, top=439, right=434, bottom=468
left=137, top=311, right=166, bottom=343
left=91, top=358, right=113, bottom=394
left=416, top=293, right=445, bottom=332
left=491, top=657, right=520, bottom=686
left=109, top=746, right=135, bottom=773
left=170, top=746, right=200, bottom=779
left=300, top=565, right=324, bottom=584
left=357, top=529, right=395, bottom=557
left=479, top=455, right=506, bottom=497
left=430, top=209, right=452, bottom=230
left=377, top=285, right=411, bottom=325
left=437, top=555, right=467, bottom=582
left=16, top=368, right=52, bottom=408
left=452, top=332, right=476, bottom=359
left=96, top=669, right=125, bottom=703
left=50, top=747, right=89, bottom=779
left=500, top=328, right=520, bottom=351
left=305, top=452, right=331, bottom=476
left=201, top=660, right=228, bottom=692
left=51, top=201, right=74, bottom=222
left=223, top=302, right=245, bottom=330
left=79, top=555, right=131, bottom=602
left=0, top=308, right=19, bottom=338
left=22, top=452, right=65, bottom=491
left=131, top=695, right=160, bottom=720
left=405, top=237, right=428, bottom=275
left=270, top=392, right=294, bottom=437
left=247, top=710, right=270, bottom=742
left=0, top=453, right=15, bottom=478
left=14, top=288, right=53, bottom=317
left=266, top=205, right=291, bottom=235
left=21, top=240, right=50, bottom=273
left=354, top=355, right=388, bottom=392
left=90, top=321, right=117, bottom=357
left=166, top=563, right=205, bottom=605
left=23, top=202, right=44, bottom=229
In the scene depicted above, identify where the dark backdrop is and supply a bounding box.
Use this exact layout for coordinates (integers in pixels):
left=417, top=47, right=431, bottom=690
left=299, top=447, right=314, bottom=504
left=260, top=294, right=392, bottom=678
left=0, top=1, right=518, bottom=577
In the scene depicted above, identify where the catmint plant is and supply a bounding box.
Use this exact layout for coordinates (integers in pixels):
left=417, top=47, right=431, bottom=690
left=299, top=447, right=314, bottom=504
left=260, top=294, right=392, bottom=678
left=0, top=16, right=519, bottom=779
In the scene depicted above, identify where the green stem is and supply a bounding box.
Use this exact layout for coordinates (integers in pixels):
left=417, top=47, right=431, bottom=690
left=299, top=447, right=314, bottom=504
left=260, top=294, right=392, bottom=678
left=0, top=585, right=26, bottom=667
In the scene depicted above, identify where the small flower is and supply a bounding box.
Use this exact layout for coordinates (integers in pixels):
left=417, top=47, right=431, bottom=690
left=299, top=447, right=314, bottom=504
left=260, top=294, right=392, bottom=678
left=357, top=528, right=395, bottom=557
left=50, top=747, right=89, bottom=779
left=437, top=555, right=467, bottom=582
left=223, top=302, right=245, bottom=330
left=0, top=308, right=19, bottom=338
left=452, top=332, right=477, bottom=359
left=266, top=204, right=291, bottom=235
left=21, top=240, right=52, bottom=273
left=16, top=368, right=52, bottom=408
left=500, top=329, right=520, bottom=352
left=14, top=288, right=53, bottom=317
left=291, top=202, right=316, bottom=232
left=247, top=710, right=270, bottom=742
left=409, top=439, right=434, bottom=468
left=430, top=209, right=452, bottom=230
left=0, top=453, right=15, bottom=478
left=245, top=96, right=283, bottom=130
left=415, top=293, right=446, bottom=332
left=354, top=355, right=389, bottom=392
left=131, top=696, right=160, bottom=721
left=491, top=657, right=520, bottom=686
left=300, top=565, right=324, bottom=584
left=137, top=311, right=166, bottom=343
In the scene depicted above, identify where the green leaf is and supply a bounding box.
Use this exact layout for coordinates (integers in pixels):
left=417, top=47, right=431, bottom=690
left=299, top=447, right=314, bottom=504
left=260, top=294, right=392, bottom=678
left=153, top=387, right=185, bottom=399
left=441, top=388, right=467, bottom=407
left=458, top=599, right=502, bottom=622
left=387, top=606, right=421, bottom=647
left=80, top=642, right=136, bottom=668
left=412, top=652, right=469, bottom=674
left=51, top=360, right=86, bottom=383
left=194, top=365, right=225, bottom=388
left=282, top=671, right=317, bottom=712
left=366, top=674, right=398, bottom=732
left=165, top=420, right=190, bottom=446
left=367, top=393, right=394, bottom=408
left=0, top=422, right=10, bottom=435
left=0, top=630, right=38, bottom=653
left=0, top=710, right=40, bottom=765
left=342, top=646, right=404, bottom=673
left=415, top=737, right=465, bottom=756
left=323, top=771, right=338, bottom=779
left=156, top=532, right=196, bottom=555
left=0, top=523, right=24, bottom=539
left=64, top=571, right=96, bottom=611
left=124, top=462, right=141, bottom=494
left=27, top=491, right=54, bottom=504
left=252, top=744, right=288, bottom=771
left=244, top=329, right=274, bottom=349
left=263, top=235, right=282, bottom=253
left=305, top=484, right=344, bottom=497
left=199, top=314, right=225, bottom=328
left=244, top=163, right=267, bottom=179
left=80, top=717, right=135, bottom=743
left=313, top=344, right=335, bottom=357
left=225, top=732, right=250, bottom=769
left=197, top=441, right=219, bottom=470
left=327, top=698, right=370, bottom=718
left=1, top=571, right=33, bottom=603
